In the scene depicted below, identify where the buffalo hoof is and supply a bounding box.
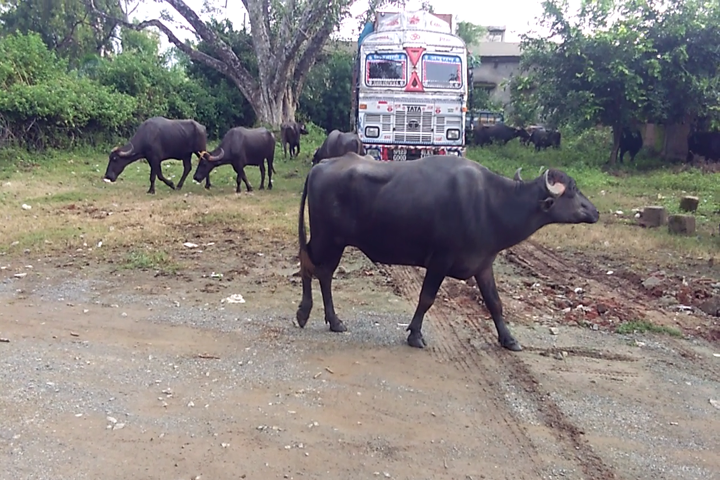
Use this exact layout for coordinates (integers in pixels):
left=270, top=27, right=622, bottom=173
left=259, top=186, right=265, bottom=190
left=268, top=184, right=273, bottom=190
left=296, top=306, right=311, bottom=328
left=147, top=189, right=155, bottom=194
left=328, top=319, right=347, bottom=333
left=500, top=337, right=523, bottom=352
left=205, top=184, right=212, bottom=190
left=407, top=331, right=427, bottom=348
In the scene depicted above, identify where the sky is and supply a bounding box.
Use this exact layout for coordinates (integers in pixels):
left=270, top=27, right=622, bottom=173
left=130, top=0, right=560, bottom=51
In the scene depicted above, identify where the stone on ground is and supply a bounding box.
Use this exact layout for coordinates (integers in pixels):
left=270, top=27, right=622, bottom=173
left=641, top=206, right=668, bottom=227
left=667, top=214, right=696, bottom=235
left=679, top=196, right=699, bottom=213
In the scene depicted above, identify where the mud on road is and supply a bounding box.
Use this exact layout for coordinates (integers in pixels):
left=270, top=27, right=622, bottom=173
left=0, top=235, right=719, bottom=480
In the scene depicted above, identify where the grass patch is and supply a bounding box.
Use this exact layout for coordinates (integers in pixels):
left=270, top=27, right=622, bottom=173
left=121, top=248, right=178, bottom=273
left=616, top=320, right=684, bottom=337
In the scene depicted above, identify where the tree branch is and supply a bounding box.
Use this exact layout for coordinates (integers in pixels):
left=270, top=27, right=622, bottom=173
left=273, top=0, right=333, bottom=93
left=241, top=0, right=275, bottom=85
left=292, top=17, right=336, bottom=99
left=89, top=0, right=258, bottom=102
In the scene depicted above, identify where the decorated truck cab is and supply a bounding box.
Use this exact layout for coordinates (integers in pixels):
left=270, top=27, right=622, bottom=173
left=351, top=10, right=470, bottom=161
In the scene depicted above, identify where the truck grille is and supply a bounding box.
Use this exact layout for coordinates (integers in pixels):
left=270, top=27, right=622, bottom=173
left=394, top=111, right=433, bottom=143
left=365, top=114, right=393, bottom=133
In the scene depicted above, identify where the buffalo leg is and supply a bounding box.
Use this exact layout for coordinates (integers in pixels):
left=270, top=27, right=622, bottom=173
left=315, top=247, right=346, bottom=332
left=235, top=167, right=252, bottom=193
left=151, top=160, right=176, bottom=191
left=258, top=163, right=266, bottom=190
left=406, top=269, right=445, bottom=348
left=474, top=266, right=521, bottom=351
left=297, top=270, right=314, bottom=327
left=176, top=156, right=192, bottom=190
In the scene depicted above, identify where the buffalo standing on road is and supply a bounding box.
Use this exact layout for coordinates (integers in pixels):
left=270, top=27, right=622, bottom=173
left=687, top=131, right=720, bottom=162
left=295, top=153, right=599, bottom=351
left=281, top=121, right=309, bottom=158
left=618, top=128, right=643, bottom=163
left=473, top=123, right=529, bottom=147
left=312, top=130, right=366, bottom=165
left=193, top=126, right=276, bottom=193
left=103, top=116, right=210, bottom=194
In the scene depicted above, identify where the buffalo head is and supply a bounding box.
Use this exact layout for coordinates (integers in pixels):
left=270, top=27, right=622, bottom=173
left=103, top=143, right=135, bottom=183
left=534, top=168, right=599, bottom=224
left=193, top=148, right=225, bottom=183
left=298, top=123, right=309, bottom=135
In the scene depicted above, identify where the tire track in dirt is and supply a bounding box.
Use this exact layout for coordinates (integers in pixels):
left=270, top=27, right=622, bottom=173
left=507, top=241, right=720, bottom=379
left=390, top=264, right=619, bottom=480
left=391, top=267, right=553, bottom=478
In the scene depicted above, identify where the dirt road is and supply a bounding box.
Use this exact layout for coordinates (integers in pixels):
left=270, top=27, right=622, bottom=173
left=1, top=239, right=719, bottom=480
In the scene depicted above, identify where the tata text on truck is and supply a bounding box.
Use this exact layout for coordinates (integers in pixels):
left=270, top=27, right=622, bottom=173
left=352, top=10, right=470, bottom=161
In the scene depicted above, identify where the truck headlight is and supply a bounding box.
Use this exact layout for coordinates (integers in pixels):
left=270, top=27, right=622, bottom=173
left=365, top=126, right=380, bottom=138
left=446, top=128, right=460, bottom=140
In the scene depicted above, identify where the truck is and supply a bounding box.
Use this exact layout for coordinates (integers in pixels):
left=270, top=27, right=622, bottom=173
left=351, top=10, right=471, bottom=161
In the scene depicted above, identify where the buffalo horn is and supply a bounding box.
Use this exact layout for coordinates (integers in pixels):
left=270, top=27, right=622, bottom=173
left=513, top=167, right=522, bottom=181
left=208, top=148, right=225, bottom=161
left=117, top=142, right=134, bottom=156
left=544, top=169, right=566, bottom=196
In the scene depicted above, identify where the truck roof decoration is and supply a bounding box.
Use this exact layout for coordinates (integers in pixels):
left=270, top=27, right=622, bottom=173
left=374, top=10, right=453, bottom=34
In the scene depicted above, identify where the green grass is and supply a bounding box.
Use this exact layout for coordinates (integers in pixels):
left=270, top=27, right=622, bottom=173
left=121, top=248, right=179, bottom=273
left=616, top=320, right=684, bottom=337
left=0, top=127, right=718, bottom=262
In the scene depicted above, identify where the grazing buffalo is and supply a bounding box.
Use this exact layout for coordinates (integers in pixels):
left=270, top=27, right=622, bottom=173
left=521, top=125, right=544, bottom=145
left=192, top=126, right=276, bottom=192
left=103, top=116, right=210, bottom=194
left=312, top=130, right=366, bottom=165
left=687, top=131, right=720, bottom=162
left=281, top=121, right=309, bottom=158
left=529, top=128, right=561, bottom=151
left=473, top=123, right=529, bottom=147
left=618, top=127, right=643, bottom=163
left=295, top=153, right=599, bottom=351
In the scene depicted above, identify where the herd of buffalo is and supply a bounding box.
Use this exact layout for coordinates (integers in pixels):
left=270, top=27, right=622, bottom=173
left=99, top=115, right=607, bottom=351
left=472, top=122, right=720, bottom=164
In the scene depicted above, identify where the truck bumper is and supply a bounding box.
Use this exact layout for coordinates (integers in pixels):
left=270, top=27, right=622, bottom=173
left=364, top=145, right=465, bottom=161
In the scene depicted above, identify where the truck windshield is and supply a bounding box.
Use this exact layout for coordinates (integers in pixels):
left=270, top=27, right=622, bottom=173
left=365, top=53, right=407, bottom=87
left=422, top=54, right=462, bottom=89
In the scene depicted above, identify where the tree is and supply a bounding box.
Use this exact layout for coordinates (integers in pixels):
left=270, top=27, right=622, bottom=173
left=90, top=0, right=355, bottom=127
left=0, top=0, right=123, bottom=64
left=515, top=0, right=661, bottom=164
left=645, top=1, right=720, bottom=129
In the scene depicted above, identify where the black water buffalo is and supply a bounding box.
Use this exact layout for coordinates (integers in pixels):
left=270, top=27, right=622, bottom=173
left=521, top=125, right=544, bottom=145
left=192, top=126, right=276, bottom=192
left=312, top=130, right=366, bottom=165
left=103, top=116, right=210, bottom=194
left=687, top=131, right=720, bottom=162
left=473, top=123, right=529, bottom=147
left=529, top=128, right=561, bottom=150
left=281, top=121, right=309, bottom=158
left=618, top=127, right=643, bottom=163
left=295, top=153, right=599, bottom=351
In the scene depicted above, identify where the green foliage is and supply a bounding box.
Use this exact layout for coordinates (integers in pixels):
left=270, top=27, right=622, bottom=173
left=513, top=0, right=720, bottom=137
left=0, top=0, right=123, bottom=65
left=0, top=32, right=136, bottom=149
left=616, top=321, right=683, bottom=337
left=298, top=43, right=354, bottom=133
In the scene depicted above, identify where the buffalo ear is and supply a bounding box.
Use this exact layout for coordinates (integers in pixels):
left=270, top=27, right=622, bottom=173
left=540, top=197, right=555, bottom=212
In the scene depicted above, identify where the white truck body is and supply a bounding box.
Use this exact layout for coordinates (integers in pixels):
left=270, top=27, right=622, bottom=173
left=354, top=10, right=469, bottom=161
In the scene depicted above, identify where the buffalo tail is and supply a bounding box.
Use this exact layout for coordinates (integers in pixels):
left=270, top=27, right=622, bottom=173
left=298, top=173, right=315, bottom=277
